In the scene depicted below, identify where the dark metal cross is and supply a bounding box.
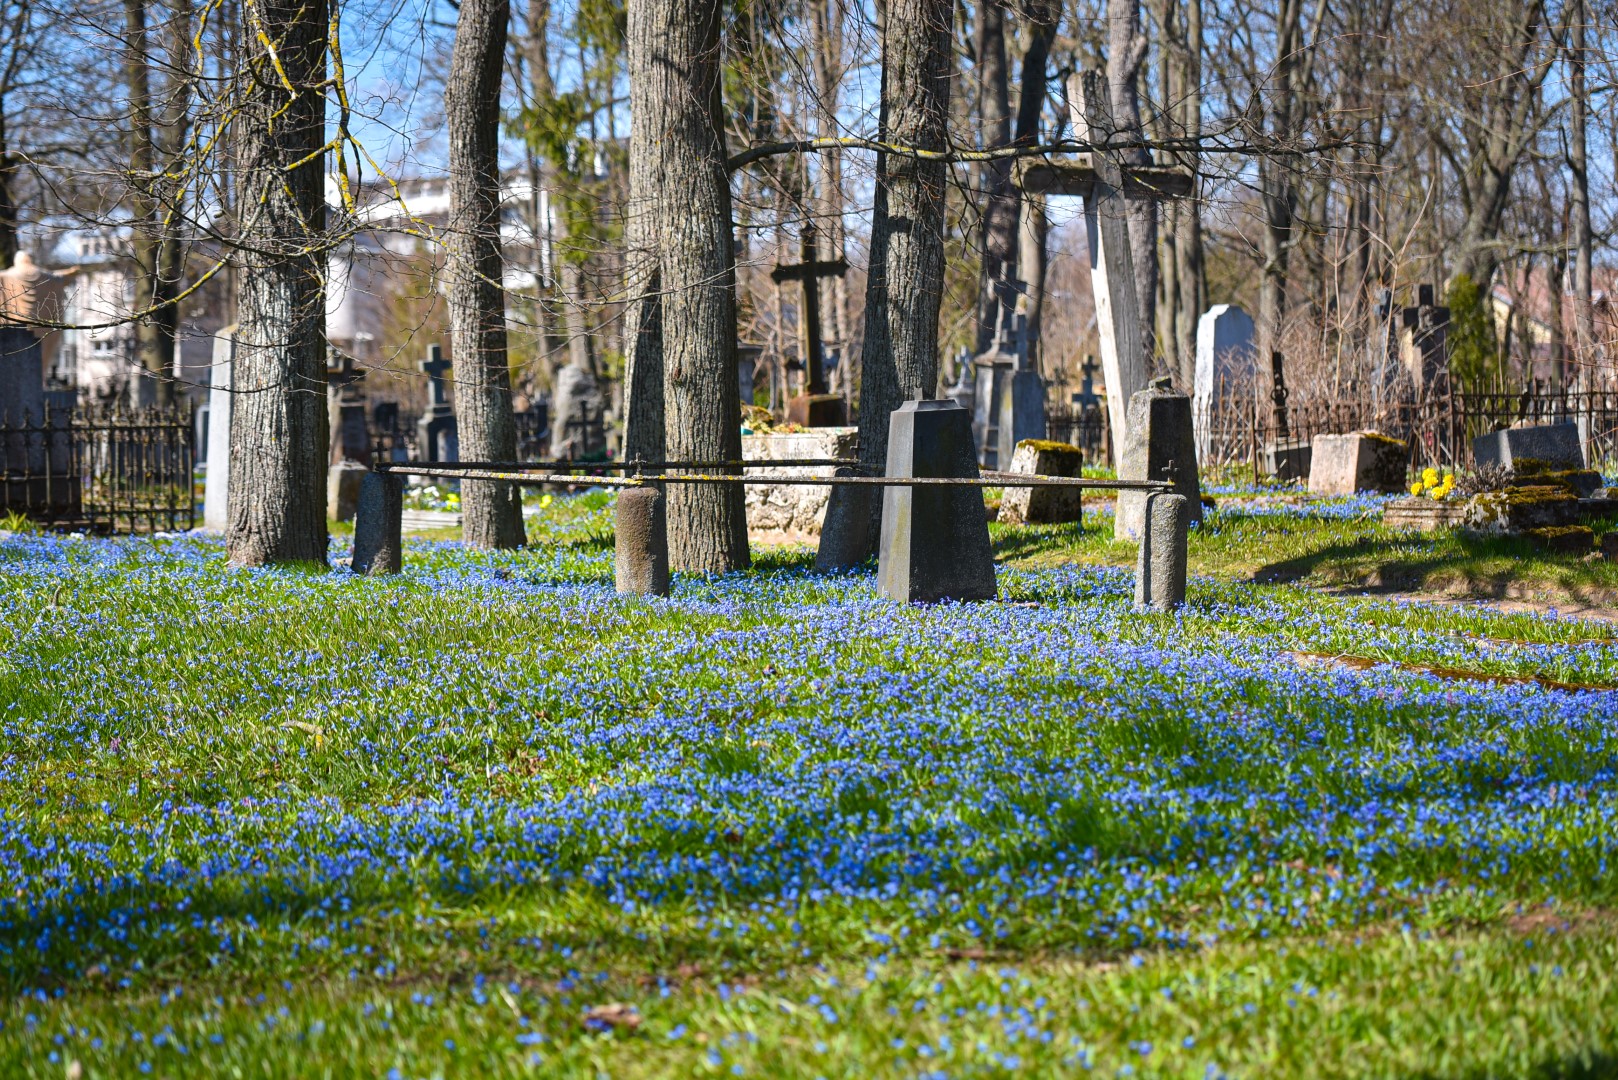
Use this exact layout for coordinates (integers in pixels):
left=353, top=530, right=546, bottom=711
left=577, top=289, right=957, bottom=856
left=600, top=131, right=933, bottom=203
left=770, top=222, right=847, bottom=396
left=419, top=344, right=452, bottom=408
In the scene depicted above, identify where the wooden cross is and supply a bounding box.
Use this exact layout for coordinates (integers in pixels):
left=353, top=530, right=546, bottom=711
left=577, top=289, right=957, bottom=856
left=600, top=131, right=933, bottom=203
left=419, top=344, right=452, bottom=409
left=770, top=222, right=847, bottom=397
left=1034, top=71, right=1193, bottom=458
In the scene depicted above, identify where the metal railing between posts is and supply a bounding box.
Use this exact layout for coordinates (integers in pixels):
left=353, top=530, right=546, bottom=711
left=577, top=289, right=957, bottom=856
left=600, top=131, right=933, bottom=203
left=355, top=458, right=1189, bottom=611
left=0, top=405, right=195, bottom=533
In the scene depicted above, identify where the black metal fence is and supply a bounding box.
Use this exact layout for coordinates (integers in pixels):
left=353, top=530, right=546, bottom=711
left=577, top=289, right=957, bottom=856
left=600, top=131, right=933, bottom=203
left=0, top=405, right=195, bottom=533
left=1199, top=384, right=1618, bottom=477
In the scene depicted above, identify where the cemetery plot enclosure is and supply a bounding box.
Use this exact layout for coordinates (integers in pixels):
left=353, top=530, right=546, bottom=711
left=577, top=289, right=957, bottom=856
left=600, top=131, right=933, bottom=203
left=0, top=406, right=196, bottom=533
left=1199, top=383, right=1618, bottom=476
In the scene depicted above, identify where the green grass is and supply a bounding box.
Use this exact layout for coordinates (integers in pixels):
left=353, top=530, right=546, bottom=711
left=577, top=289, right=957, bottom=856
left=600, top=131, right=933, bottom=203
left=1, top=492, right=1617, bottom=1077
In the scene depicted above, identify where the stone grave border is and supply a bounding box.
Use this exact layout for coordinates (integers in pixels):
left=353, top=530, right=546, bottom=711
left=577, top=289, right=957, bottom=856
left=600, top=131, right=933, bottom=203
left=353, top=457, right=1186, bottom=611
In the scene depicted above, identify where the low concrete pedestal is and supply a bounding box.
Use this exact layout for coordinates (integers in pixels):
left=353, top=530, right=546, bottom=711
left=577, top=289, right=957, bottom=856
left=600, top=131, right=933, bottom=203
left=328, top=461, right=368, bottom=523
left=998, top=440, right=1083, bottom=525
left=786, top=393, right=846, bottom=427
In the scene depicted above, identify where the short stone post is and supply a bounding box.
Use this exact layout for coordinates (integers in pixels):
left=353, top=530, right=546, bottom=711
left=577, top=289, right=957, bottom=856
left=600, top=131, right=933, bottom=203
left=877, top=399, right=997, bottom=603
left=815, top=469, right=876, bottom=571
left=615, top=485, right=671, bottom=597
left=351, top=472, right=404, bottom=575
left=1134, top=492, right=1189, bottom=612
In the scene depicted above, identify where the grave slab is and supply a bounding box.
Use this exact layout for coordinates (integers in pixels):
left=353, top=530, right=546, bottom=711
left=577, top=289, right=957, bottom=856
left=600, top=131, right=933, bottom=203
left=1307, top=432, right=1407, bottom=495
left=328, top=461, right=368, bottom=522
left=877, top=400, right=996, bottom=603
left=203, top=327, right=236, bottom=530
left=1472, top=423, right=1585, bottom=472
left=742, top=427, right=858, bottom=537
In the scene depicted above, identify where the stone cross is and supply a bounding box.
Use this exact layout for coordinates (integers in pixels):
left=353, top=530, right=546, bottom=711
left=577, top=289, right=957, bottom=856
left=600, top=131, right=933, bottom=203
left=770, top=222, right=847, bottom=399
left=1077, top=70, right=1147, bottom=459
left=419, top=344, right=452, bottom=408
left=1399, top=284, right=1451, bottom=399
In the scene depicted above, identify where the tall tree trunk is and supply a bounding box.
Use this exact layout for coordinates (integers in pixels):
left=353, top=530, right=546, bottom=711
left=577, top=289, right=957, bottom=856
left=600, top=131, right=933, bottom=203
left=523, top=0, right=566, bottom=386
left=1568, top=0, right=1593, bottom=376
left=1257, top=0, right=1303, bottom=366
left=227, top=0, right=328, bottom=566
left=622, top=0, right=666, bottom=466
left=126, top=0, right=171, bottom=405
left=1107, top=0, right=1156, bottom=362
left=1014, top=0, right=1058, bottom=374
left=1174, top=0, right=1203, bottom=387
left=446, top=0, right=525, bottom=548
left=629, top=0, right=747, bottom=571
left=810, top=0, right=849, bottom=372
left=856, top=0, right=955, bottom=485
left=973, top=0, right=1015, bottom=353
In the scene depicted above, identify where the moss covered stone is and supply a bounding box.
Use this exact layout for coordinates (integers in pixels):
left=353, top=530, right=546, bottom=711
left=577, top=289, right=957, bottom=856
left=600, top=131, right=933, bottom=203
left=1525, top=524, right=1595, bottom=555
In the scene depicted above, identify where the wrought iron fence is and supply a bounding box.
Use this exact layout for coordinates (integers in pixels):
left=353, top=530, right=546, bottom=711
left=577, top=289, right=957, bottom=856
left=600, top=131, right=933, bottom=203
left=1044, top=405, right=1111, bottom=466
left=0, top=405, right=196, bottom=533
left=1198, top=383, right=1618, bottom=478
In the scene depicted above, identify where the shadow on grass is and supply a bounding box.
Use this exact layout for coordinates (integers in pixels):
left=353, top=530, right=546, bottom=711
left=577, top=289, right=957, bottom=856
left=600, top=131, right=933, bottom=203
left=1416, top=1050, right=1618, bottom=1080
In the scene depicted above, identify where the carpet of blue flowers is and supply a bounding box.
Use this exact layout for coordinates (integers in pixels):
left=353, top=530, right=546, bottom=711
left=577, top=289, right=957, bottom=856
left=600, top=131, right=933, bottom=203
left=2, top=494, right=1617, bottom=1078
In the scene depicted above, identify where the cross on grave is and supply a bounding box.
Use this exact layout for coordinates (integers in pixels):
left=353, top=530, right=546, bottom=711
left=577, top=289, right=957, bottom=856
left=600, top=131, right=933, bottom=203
left=415, top=343, right=458, bottom=463
left=1269, top=350, right=1290, bottom=439
left=1020, top=70, right=1193, bottom=461
left=1399, top=284, right=1451, bottom=399
left=772, top=221, right=848, bottom=426
left=1071, top=355, right=1102, bottom=410
left=419, top=344, right=453, bottom=408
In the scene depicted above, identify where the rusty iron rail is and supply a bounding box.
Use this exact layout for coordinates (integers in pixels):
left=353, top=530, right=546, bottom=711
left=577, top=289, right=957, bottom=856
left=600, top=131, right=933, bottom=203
left=376, top=462, right=1173, bottom=492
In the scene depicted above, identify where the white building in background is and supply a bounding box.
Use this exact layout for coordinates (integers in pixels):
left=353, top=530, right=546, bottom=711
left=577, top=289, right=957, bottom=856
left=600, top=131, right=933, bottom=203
left=51, top=226, right=228, bottom=405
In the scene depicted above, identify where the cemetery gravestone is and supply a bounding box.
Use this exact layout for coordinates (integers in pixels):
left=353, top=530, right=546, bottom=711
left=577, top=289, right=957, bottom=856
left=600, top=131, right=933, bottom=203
left=327, top=460, right=368, bottom=522
left=1193, top=304, right=1256, bottom=461
left=1472, top=423, right=1584, bottom=472
left=877, top=399, right=997, bottom=603
left=551, top=361, right=606, bottom=460
left=774, top=223, right=848, bottom=427
left=997, top=439, right=1083, bottom=526
left=326, top=349, right=371, bottom=465
left=203, top=326, right=236, bottom=530
left=1307, top=432, right=1408, bottom=495
left=415, top=345, right=458, bottom=463
left=1115, top=378, right=1203, bottom=541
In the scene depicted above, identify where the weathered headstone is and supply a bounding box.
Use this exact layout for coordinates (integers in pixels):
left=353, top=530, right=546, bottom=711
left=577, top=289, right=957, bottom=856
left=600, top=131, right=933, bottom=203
left=1193, top=304, right=1255, bottom=461
left=615, top=485, right=671, bottom=597
left=550, top=361, right=606, bottom=460
left=203, top=325, right=237, bottom=530
left=1399, top=285, right=1451, bottom=398
left=415, top=345, right=458, bottom=463
left=877, top=399, right=997, bottom=603
left=1472, top=423, right=1585, bottom=472
left=326, top=349, right=370, bottom=465
left=997, top=440, right=1083, bottom=526
left=327, top=460, right=368, bottom=522
left=351, top=472, right=403, bottom=575
left=742, top=426, right=857, bottom=537
left=1135, top=492, right=1189, bottom=612
left=0, top=326, right=47, bottom=495
left=997, top=333, right=1048, bottom=471
left=1115, top=378, right=1203, bottom=541
left=1307, top=432, right=1408, bottom=495
left=945, top=348, right=975, bottom=414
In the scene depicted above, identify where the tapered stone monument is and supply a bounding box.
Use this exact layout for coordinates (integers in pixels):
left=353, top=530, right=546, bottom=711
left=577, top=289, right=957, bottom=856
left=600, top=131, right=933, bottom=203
left=877, top=399, right=996, bottom=603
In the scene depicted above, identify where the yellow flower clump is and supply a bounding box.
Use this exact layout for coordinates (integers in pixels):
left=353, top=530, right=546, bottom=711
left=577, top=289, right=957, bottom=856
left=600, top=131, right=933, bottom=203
left=1411, top=469, right=1456, bottom=500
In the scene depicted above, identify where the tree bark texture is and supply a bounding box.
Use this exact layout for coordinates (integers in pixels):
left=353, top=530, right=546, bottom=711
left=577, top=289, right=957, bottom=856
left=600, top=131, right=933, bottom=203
left=1568, top=0, right=1594, bottom=373
left=621, top=0, right=666, bottom=467
left=125, top=0, right=173, bottom=405
left=628, top=0, right=747, bottom=572
left=226, top=0, right=328, bottom=566
left=972, top=0, right=1014, bottom=354
left=856, top=0, right=955, bottom=491
left=1107, top=0, right=1157, bottom=363
left=445, top=0, right=525, bottom=549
